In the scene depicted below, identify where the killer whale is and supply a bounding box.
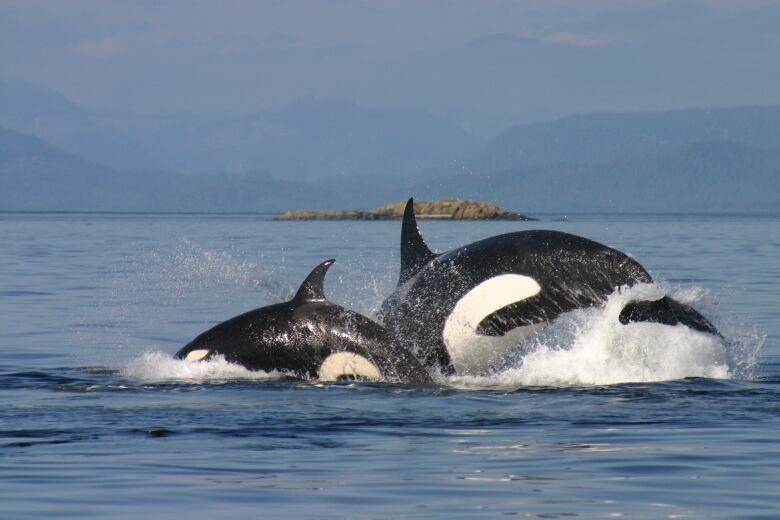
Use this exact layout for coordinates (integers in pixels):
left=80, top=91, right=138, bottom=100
left=175, top=259, right=431, bottom=384
left=381, top=198, right=719, bottom=375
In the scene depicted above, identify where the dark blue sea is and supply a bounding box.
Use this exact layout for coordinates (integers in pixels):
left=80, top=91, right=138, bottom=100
left=1, top=213, right=778, bottom=519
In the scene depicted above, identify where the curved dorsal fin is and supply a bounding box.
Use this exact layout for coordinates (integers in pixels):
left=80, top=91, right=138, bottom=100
left=293, top=259, right=335, bottom=303
left=399, top=198, right=436, bottom=286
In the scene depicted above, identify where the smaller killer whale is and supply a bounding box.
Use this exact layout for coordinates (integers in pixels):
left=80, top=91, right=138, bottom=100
left=381, top=198, right=720, bottom=375
left=175, top=259, right=431, bottom=384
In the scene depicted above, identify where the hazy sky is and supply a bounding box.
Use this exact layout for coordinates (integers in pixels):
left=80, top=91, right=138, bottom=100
left=1, top=0, right=778, bottom=129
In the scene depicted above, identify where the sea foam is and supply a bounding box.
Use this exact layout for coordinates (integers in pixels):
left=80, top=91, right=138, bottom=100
left=120, top=350, right=281, bottom=382
left=120, top=284, right=757, bottom=388
left=448, top=283, right=734, bottom=389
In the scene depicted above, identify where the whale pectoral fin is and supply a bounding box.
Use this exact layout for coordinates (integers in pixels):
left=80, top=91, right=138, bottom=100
left=399, top=197, right=436, bottom=286
left=619, top=296, right=720, bottom=336
left=476, top=297, right=550, bottom=336
left=293, top=259, right=335, bottom=303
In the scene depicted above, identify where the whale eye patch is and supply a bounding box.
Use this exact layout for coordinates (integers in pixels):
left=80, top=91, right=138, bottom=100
left=318, top=352, right=382, bottom=382
left=443, top=274, right=543, bottom=374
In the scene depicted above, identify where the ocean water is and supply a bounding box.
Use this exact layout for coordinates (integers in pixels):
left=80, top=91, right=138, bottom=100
left=1, top=212, right=778, bottom=519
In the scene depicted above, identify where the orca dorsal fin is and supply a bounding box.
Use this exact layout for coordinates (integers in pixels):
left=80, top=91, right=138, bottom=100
left=399, top=198, right=436, bottom=286
left=293, top=259, right=335, bottom=303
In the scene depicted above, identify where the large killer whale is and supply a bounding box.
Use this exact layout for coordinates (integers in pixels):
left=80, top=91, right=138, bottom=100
left=380, top=199, right=719, bottom=375
left=176, top=259, right=431, bottom=384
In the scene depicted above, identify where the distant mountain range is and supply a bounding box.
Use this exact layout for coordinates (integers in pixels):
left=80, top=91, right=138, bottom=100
left=0, top=126, right=338, bottom=212
left=415, top=140, right=780, bottom=213
left=471, top=106, right=780, bottom=169
left=0, top=80, right=480, bottom=178
left=1, top=80, right=779, bottom=213
left=0, top=81, right=163, bottom=173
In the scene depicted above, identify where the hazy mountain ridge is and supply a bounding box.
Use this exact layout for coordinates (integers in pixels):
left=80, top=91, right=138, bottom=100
left=1, top=81, right=778, bottom=213
left=414, top=140, right=780, bottom=213
left=0, top=81, right=166, bottom=173
left=0, top=126, right=347, bottom=212
left=0, top=126, right=141, bottom=211
left=109, top=99, right=481, bottom=179
left=472, top=106, right=780, bottom=172
left=0, top=81, right=481, bottom=179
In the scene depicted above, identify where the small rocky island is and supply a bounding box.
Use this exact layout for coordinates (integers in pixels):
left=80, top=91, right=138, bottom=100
left=275, top=199, right=532, bottom=221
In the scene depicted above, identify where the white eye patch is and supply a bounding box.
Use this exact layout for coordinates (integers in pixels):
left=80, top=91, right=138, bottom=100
left=184, top=349, right=211, bottom=362
left=443, top=274, right=543, bottom=375
left=318, top=352, right=382, bottom=382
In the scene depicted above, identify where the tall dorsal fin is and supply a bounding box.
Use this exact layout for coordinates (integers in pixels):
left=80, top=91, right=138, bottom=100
left=293, top=259, right=334, bottom=303
left=399, top=198, right=436, bottom=286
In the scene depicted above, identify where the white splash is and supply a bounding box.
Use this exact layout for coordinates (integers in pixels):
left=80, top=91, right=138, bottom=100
left=449, top=284, right=734, bottom=389
left=143, top=240, right=294, bottom=301
left=116, top=282, right=760, bottom=389
left=120, top=351, right=282, bottom=382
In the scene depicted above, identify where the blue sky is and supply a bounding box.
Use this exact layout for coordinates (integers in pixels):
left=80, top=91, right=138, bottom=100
left=1, top=0, right=778, bottom=130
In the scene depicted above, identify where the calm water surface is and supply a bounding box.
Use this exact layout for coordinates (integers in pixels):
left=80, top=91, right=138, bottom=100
left=1, top=213, right=779, bottom=519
